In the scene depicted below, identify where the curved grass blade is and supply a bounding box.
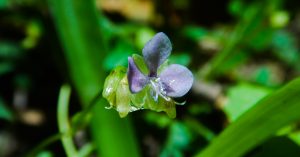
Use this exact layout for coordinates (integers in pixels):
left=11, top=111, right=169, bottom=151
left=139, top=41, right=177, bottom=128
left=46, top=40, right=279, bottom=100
left=195, top=77, right=300, bottom=157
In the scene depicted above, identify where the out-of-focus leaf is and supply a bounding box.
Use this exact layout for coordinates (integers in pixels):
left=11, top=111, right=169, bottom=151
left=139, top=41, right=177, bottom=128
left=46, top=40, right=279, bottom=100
left=271, top=30, right=299, bottom=65
left=184, top=117, right=215, bottom=141
left=248, top=28, right=273, bottom=51
left=270, top=11, right=290, bottom=28
left=217, top=51, right=248, bottom=74
left=182, top=26, right=207, bottom=41
left=254, top=66, right=277, bottom=86
left=36, top=151, right=53, bottom=157
left=145, top=112, right=172, bottom=128
left=103, top=41, right=133, bottom=70
left=0, top=0, right=8, bottom=9
left=251, top=137, right=300, bottom=157
left=161, top=122, right=191, bottom=157
left=0, top=98, right=13, bottom=121
left=169, top=53, right=191, bottom=66
left=234, top=63, right=284, bottom=87
left=224, top=83, right=272, bottom=122
left=188, top=103, right=212, bottom=115
left=196, top=77, right=300, bottom=157
left=289, top=131, right=300, bottom=146
left=228, top=0, right=244, bottom=17
left=135, top=28, right=155, bottom=50
left=0, top=41, right=22, bottom=59
left=0, top=62, right=14, bottom=75
left=22, top=20, right=42, bottom=49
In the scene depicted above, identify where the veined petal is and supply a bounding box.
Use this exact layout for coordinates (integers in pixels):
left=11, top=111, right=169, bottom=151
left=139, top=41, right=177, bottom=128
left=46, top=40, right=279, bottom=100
left=159, top=64, right=193, bottom=97
left=127, top=57, right=149, bottom=93
left=142, top=32, right=172, bottom=76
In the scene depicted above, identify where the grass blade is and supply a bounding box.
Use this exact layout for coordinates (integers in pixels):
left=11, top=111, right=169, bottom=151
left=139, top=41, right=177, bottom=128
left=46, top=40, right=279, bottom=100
left=196, top=77, right=300, bottom=157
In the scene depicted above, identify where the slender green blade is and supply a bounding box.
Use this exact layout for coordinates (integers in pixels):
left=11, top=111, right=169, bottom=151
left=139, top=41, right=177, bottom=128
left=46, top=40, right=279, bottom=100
left=47, top=0, right=140, bottom=157
left=196, top=77, right=300, bottom=157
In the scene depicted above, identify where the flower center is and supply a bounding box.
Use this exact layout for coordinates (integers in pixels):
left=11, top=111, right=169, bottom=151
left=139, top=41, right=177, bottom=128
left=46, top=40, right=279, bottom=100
left=149, top=77, right=170, bottom=102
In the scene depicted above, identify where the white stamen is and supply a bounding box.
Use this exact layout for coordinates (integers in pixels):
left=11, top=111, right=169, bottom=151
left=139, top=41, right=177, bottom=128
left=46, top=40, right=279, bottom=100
left=149, top=77, right=171, bottom=102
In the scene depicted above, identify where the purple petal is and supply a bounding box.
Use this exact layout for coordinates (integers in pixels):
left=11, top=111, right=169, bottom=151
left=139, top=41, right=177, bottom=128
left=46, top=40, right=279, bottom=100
left=142, top=32, right=172, bottom=77
left=159, top=64, right=193, bottom=97
left=127, top=57, right=149, bottom=93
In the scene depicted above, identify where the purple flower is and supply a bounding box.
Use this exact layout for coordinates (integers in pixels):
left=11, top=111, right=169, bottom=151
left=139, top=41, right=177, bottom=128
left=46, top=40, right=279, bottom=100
left=127, top=32, right=193, bottom=101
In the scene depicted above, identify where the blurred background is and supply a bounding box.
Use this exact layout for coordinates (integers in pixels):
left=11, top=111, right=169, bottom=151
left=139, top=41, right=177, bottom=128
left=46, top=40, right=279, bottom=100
left=1, top=0, right=300, bottom=157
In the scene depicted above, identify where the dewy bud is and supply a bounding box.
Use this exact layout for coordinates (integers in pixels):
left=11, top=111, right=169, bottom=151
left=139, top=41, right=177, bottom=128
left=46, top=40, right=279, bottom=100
left=116, top=76, right=131, bottom=118
left=102, top=66, right=126, bottom=108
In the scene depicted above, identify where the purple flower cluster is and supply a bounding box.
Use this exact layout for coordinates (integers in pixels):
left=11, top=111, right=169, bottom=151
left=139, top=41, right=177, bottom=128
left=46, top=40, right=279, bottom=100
left=127, top=32, right=193, bottom=101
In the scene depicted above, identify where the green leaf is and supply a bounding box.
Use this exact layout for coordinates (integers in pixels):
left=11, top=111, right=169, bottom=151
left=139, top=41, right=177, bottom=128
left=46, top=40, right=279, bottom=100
left=217, top=51, right=248, bottom=74
left=47, top=0, right=140, bottom=156
left=161, top=122, right=191, bottom=157
left=224, top=83, right=272, bottom=121
left=0, top=98, right=13, bottom=121
left=251, top=137, right=300, bottom=157
left=144, top=112, right=172, bottom=128
left=0, top=41, right=22, bottom=59
left=0, top=62, right=14, bottom=76
left=135, top=28, right=155, bottom=50
left=0, top=0, right=8, bottom=9
left=228, top=0, right=244, bottom=17
left=36, top=151, right=53, bottom=157
left=289, top=131, right=300, bottom=147
left=182, top=26, right=207, bottom=41
left=103, top=41, right=133, bottom=70
left=271, top=30, right=299, bottom=65
left=195, top=77, right=300, bottom=157
left=169, top=53, right=191, bottom=66
left=270, top=11, right=290, bottom=28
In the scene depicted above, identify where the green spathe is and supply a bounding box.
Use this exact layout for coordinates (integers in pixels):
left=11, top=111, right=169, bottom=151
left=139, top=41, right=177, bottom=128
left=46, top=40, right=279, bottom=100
left=102, top=59, right=177, bottom=118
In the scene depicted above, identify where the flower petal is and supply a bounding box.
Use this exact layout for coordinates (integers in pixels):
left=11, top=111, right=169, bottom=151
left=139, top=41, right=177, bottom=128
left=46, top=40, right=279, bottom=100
left=127, top=57, right=149, bottom=93
left=142, top=32, right=172, bottom=76
left=159, top=64, right=193, bottom=97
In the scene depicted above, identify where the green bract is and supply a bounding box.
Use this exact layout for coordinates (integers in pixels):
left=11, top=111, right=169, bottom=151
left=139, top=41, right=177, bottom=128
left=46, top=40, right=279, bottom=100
left=102, top=55, right=176, bottom=118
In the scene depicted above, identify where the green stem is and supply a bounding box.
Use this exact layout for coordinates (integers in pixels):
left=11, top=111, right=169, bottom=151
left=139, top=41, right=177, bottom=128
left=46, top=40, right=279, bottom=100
left=57, top=85, right=78, bottom=157
left=25, top=92, right=100, bottom=157
left=78, top=143, right=95, bottom=157
left=25, top=133, right=62, bottom=157
left=47, top=0, right=140, bottom=156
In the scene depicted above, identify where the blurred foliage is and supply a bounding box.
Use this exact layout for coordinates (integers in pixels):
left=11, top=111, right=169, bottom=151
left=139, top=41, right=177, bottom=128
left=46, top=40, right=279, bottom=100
left=1, top=0, right=300, bottom=156
left=0, top=98, right=13, bottom=121
left=223, top=83, right=272, bottom=121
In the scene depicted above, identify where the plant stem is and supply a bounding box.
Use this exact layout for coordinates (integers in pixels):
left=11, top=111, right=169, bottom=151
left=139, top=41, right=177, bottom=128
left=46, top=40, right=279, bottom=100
left=57, top=85, right=78, bottom=157
left=25, top=133, right=62, bottom=157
